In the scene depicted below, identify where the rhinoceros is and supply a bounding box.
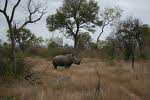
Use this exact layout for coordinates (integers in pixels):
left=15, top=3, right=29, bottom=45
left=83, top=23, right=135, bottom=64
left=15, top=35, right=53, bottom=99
left=52, top=54, right=81, bottom=69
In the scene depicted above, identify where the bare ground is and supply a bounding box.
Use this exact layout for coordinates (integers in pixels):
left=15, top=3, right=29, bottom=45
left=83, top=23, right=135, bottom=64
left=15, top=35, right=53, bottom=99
left=0, top=57, right=150, bottom=100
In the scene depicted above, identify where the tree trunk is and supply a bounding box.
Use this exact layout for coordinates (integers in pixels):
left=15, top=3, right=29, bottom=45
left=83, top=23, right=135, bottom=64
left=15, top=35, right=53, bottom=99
left=131, top=51, right=135, bottom=70
left=96, top=31, right=103, bottom=44
left=10, top=30, right=17, bottom=73
left=96, top=25, right=105, bottom=45
left=74, top=35, right=78, bottom=49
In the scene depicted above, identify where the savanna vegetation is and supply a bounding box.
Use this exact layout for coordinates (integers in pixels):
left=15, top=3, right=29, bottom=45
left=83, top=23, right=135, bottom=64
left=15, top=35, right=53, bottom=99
left=0, top=0, right=150, bottom=100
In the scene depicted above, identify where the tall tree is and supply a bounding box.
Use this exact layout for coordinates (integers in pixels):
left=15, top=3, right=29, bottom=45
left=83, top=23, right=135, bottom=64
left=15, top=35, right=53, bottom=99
left=115, top=17, right=144, bottom=69
left=139, top=24, right=150, bottom=49
left=135, top=24, right=150, bottom=58
left=0, top=0, right=46, bottom=72
left=46, top=0, right=99, bottom=48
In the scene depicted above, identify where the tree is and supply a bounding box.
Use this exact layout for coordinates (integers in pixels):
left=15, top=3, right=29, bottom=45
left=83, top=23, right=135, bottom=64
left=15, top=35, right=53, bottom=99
left=7, top=28, right=32, bottom=51
left=0, top=0, right=46, bottom=71
left=77, top=32, right=91, bottom=49
left=46, top=0, right=99, bottom=48
left=96, top=8, right=121, bottom=44
left=139, top=24, right=150, bottom=48
left=50, top=37, right=63, bottom=47
left=115, top=17, right=144, bottom=69
left=31, top=36, right=44, bottom=48
left=7, top=28, right=43, bottom=51
left=136, top=24, right=150, bottom=58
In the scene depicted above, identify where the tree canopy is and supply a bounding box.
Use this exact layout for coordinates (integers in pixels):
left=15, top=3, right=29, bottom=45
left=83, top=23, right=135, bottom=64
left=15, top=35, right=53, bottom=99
left=46, top=0, right=99, bottom=48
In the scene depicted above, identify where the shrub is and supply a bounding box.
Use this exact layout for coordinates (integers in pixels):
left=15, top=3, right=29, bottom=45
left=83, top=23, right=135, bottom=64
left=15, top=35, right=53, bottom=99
left=90, top=42, right=98, bottom=49
left=48, top=41, right=59, bottom=48
left=27, top=47, right=49, bottom=58
left=0, top=47, right=29, bottom=80
left=48, top=47, right=71, bottom=58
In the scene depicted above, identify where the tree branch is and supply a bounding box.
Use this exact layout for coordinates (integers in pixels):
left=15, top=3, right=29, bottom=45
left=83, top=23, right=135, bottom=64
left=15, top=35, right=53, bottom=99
left=19, top=0, right=46, bottom=30
left=10, top=0, right=21, bottom=23
left=96, top=20, right=111, bottom=43
left=66, top=23, right=75, bottom=36
left=20, top=11, right=45, bottom=29
left=0, top=9, right=3, bottom=13
left=4, top=0, right=8, bottom=12
left=0, top=0, right=10, bottom=24
left=0, top=9, right=10, bottom=28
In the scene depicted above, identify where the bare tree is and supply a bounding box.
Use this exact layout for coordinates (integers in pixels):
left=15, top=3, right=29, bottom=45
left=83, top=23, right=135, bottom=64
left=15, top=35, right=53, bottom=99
left=0, top=0, right=46, bottom=72
left=96, top=8, right=121, bottom=44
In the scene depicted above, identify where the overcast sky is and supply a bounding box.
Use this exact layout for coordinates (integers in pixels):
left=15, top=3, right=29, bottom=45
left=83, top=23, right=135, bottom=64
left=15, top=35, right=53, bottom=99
left=0, top=0, right=150, bottom=45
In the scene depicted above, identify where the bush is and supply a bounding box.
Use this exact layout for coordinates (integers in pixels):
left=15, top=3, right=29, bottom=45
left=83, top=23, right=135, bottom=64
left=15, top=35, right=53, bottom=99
left=25, top=46, right=71, bottom=59
left=0, top=47, right=29, bottom=81
left=48, top=41, right=59, bottom=48
left=139, top=51, right=150, bottom=60
left=0, top=58, right=28, bottom=80
left=27, top=47, right=49, bottom=58
left=48, top=47, right=71, bottom=58
left=90, top=42, right=98, bottom=49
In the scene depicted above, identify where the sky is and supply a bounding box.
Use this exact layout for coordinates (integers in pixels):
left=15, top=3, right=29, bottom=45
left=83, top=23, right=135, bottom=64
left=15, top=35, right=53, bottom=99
left=0, top=0, right=150, bottom=45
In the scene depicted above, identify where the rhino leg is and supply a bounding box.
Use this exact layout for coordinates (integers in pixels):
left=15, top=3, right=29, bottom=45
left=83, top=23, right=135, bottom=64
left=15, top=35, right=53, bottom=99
left=54, top=65, right=57, bottom=69
left=52, top=61, right=57, bottom=69
left=53, top=62, right=57, bottom=69
left=65, top=65, right=71, bottom=69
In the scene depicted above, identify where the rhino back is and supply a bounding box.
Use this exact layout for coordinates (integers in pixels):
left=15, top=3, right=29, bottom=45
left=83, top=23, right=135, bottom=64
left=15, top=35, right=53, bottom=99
left=53, top=55, right=73, bottom=66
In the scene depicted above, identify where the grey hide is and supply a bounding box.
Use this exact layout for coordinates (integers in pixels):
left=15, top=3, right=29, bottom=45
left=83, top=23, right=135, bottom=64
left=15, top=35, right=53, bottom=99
left=52, top=54, right=81, bottom=69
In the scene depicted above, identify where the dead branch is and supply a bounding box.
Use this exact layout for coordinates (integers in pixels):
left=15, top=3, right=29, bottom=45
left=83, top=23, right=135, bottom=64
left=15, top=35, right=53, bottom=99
left=19, top=0, right=46, bottom=30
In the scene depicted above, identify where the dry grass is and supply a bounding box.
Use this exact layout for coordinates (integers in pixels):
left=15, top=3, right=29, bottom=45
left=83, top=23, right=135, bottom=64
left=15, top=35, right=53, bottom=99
left=0, top=57, right=150, bottom=100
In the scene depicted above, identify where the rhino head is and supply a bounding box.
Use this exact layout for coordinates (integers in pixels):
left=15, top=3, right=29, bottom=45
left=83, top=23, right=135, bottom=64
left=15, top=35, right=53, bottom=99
left=72, top=55, right=81, bottom=65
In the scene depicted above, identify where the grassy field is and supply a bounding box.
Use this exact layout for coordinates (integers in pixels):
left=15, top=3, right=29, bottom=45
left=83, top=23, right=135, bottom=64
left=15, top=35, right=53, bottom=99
left=0, top=57, right=150, bottom=100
